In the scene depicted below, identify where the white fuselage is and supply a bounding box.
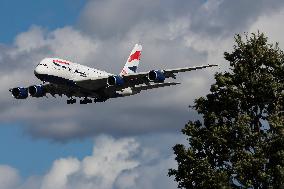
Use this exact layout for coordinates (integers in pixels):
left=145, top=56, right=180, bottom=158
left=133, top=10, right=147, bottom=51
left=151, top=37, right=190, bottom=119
left=34, top=58, right=112, bottom=84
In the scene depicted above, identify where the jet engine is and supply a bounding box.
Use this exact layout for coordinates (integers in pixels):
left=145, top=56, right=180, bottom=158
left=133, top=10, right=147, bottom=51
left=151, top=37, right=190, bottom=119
left=148, top=70, right=165, bottom=82
left=11, top=87, right=28, bottom=99
left=28, top=85, right=46, bottom=97
left=107, top=75, right=125, bottom=86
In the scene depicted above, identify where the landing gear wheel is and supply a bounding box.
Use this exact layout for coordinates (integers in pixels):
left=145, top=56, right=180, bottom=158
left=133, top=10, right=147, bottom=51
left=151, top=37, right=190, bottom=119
left=94, top=97, right=108, bottom=103
left=67, top=98, right=76, bottom=104
left=80, top=98, right=92, bottom=104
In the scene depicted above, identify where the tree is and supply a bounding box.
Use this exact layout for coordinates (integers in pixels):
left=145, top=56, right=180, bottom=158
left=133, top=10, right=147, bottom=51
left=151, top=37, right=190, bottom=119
left=169, top=32, right=284, bottom=188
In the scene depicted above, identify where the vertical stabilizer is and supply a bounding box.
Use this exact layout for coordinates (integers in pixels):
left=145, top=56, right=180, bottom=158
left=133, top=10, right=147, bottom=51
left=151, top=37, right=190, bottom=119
left=120, top=44, right=142, bottom=76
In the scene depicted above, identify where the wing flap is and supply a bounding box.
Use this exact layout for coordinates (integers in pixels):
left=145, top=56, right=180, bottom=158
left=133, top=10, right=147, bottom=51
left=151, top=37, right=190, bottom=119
left=133, top=82, right=180, bottom=92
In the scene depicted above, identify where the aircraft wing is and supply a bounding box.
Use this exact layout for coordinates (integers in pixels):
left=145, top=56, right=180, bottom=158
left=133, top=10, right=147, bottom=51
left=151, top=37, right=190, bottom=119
left=163, top=64, right=217, bottom=77
left=74, top=75, right=145, bottom=91
left=75, top=64, right=217, bottom=91
left=74, top=77, right=109, bottom=91
left=122, top=64, right=217, bottom=82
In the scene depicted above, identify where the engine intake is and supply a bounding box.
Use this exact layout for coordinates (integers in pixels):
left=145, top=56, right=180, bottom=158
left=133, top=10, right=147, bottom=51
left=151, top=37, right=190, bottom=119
left=28, top=85, right=46, bottom=97
left=11, top=87, right=28, bottom=99
left=148, top=70, right=165, bottom=82
left=107, top=75, right=125, bottom=86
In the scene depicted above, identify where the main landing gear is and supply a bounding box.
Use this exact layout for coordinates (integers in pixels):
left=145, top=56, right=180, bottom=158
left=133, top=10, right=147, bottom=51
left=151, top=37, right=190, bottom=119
left=94, top=97, right=108, bottom=103
left=67, top=98, right=76, bottom=104
left=66, top=97, right=107, bottom=104
left=80, top=98, right=92, bottom=104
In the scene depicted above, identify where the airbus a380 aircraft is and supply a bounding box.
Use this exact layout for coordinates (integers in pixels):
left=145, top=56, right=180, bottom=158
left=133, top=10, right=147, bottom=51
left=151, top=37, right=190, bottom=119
left=9, top=44, right=217, bottom=104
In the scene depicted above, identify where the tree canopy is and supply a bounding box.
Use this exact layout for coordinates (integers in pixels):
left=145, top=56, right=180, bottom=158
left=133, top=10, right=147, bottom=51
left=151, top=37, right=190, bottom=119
left=169, top=32, right=284, bottom=188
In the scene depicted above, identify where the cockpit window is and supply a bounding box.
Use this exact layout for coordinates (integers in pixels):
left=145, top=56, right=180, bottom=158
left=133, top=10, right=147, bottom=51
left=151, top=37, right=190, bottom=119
left=38, top=63, right=47, bottom=66
left=53, top=62, right=61, bottom=67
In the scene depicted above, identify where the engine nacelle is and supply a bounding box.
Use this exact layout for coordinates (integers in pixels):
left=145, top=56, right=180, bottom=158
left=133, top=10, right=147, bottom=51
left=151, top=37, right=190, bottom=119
left=28, top=85, right=46, bottom=97
left=148, top=70, right=165, bottom=82
left=107, top=75, right=125, bottom=86
left=11, top=87, right=28, bottom=99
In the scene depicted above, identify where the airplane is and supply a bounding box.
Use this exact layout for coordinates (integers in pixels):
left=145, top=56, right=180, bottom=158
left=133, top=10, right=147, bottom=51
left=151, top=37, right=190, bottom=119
left=9, top=44, right=217, bottom=104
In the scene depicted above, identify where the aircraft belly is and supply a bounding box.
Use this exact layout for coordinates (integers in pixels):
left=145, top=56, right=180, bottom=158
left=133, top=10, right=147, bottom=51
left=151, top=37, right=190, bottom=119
left=45, top=83, right=100, bottom=98
left=36, top=74, right=75, bottom=86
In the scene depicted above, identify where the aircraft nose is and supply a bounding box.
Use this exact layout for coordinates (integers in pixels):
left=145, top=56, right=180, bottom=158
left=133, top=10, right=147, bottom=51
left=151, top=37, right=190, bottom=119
left=34, top=65, right=44, bottom=75
left=34, top=65, right=45, bottom=74
left=34, top=66, right=40, bottom=75
left=34, top=65, right=46, bottom=81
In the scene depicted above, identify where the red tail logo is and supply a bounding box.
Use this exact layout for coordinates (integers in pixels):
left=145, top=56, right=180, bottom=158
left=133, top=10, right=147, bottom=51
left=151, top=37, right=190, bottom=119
left=128, top=51, right=141, bottom=62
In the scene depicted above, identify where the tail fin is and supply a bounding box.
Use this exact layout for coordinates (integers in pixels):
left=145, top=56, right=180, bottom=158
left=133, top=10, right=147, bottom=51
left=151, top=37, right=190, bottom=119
left=120, top=44, right=142, bottom=76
